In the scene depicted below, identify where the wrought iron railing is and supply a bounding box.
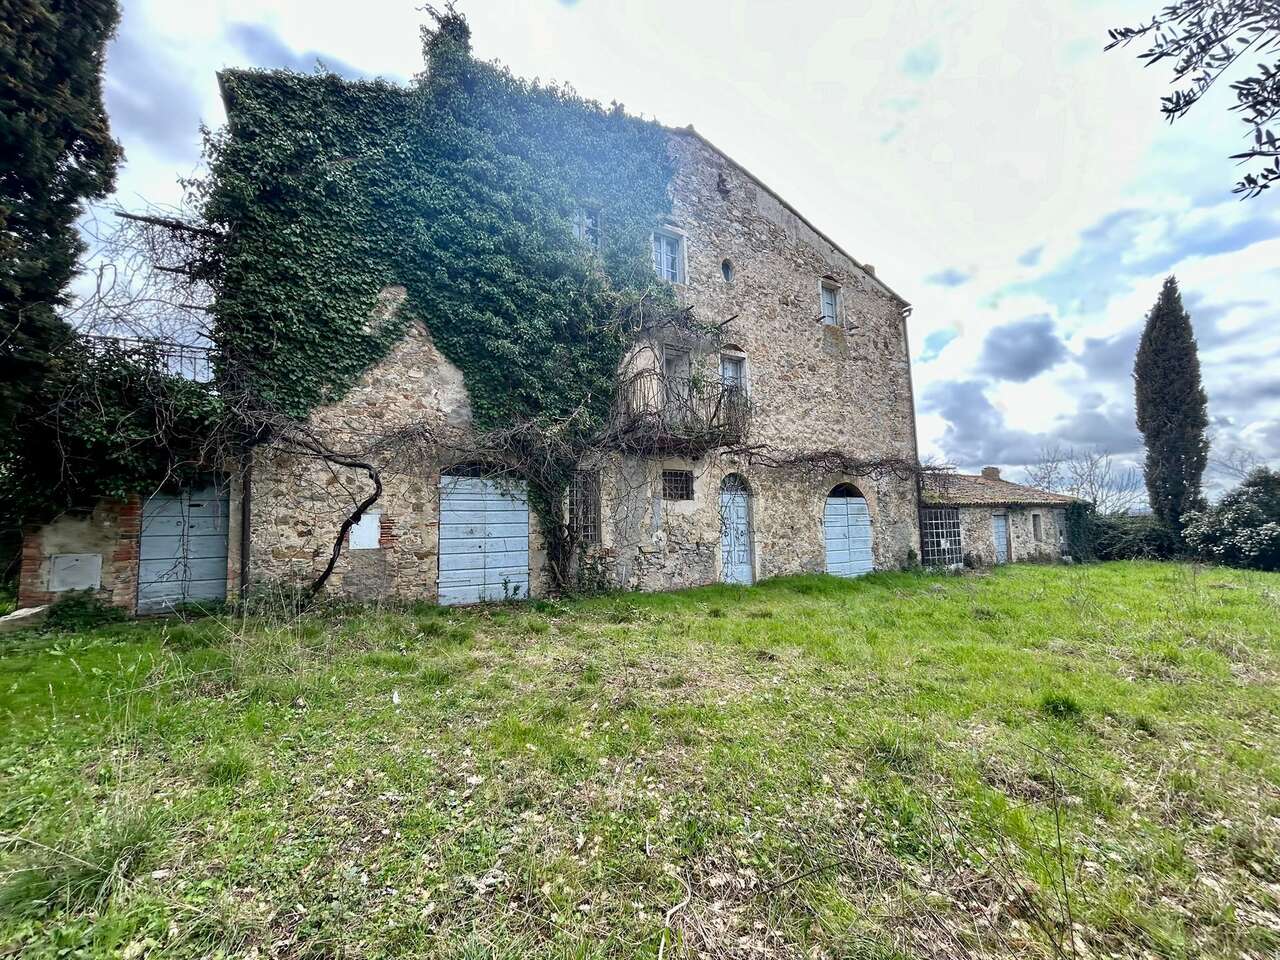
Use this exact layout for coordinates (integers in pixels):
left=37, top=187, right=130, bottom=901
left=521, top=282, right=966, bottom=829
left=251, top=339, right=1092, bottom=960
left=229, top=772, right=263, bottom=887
left=612, top=369, right=751, bottom=453
left=79, top=335, right=215, bottom=383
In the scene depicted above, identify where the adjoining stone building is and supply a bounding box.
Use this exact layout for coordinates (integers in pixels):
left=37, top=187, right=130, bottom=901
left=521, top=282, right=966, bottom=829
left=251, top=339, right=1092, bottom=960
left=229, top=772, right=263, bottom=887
left=920, top=467, right=1076, bottom=567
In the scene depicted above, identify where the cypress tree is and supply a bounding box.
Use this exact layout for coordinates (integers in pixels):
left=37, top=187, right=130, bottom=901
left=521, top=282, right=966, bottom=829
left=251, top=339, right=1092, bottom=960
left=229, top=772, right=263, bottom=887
left=1133, top=276, right=1209, bottom=537
left=0, top=0, right=122, bottom=445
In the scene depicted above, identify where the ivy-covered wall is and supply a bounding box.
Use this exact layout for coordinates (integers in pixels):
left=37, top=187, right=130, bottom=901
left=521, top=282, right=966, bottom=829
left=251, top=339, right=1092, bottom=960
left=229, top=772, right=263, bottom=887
left=205, top=12, right=675, bottom=431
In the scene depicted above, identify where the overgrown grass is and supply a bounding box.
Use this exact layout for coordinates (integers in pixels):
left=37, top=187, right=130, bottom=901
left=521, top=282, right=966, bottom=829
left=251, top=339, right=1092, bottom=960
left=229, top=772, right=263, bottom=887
left=1, top=562, right=1278, bottom=958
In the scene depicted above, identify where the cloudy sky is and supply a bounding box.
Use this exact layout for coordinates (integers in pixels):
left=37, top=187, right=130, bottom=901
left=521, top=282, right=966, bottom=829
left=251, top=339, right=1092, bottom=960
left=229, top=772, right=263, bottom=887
left=96, top=0, right=1280, bottom=487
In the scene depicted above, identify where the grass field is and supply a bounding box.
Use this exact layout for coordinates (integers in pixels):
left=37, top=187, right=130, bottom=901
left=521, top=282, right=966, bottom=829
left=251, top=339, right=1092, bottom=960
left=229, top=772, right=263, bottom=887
left=2, top=562, right=1279, bottom=959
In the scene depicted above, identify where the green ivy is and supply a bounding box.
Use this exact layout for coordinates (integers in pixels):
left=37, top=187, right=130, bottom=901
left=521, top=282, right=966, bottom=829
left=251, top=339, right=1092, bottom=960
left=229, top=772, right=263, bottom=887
left=0, top=341, right=225, bottom=524
left=204, top=12, right=675, bottom=432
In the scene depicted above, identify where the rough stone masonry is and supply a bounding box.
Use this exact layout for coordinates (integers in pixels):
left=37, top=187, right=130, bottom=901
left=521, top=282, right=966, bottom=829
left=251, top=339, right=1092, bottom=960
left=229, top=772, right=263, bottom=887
left=244, top=129, right=924, bottom=600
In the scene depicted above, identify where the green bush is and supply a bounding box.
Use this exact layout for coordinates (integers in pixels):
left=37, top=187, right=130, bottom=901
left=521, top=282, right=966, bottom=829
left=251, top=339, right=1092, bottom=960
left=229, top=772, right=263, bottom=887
left=42, top=590, right=126, bottom=632
left=1093, top=513, right=1178, bottom=561
left=1183, top=468, right=1280, bottom=571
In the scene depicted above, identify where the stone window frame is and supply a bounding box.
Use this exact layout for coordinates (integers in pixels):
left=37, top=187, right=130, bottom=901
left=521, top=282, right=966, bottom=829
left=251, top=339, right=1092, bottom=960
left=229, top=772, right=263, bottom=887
left=651, top=225, right=688, bottom=284
left=819, top=278, right=841, bottom=325
left=1032, top=512, right=1043, bottom=543
left=661, top=469, right=694, bottom=501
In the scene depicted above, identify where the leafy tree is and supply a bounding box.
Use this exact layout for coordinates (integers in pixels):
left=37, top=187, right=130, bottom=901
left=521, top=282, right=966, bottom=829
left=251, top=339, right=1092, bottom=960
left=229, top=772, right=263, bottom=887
left=1134, top=276, right=1209, bottom=539
left=0, top=0, right=122, bottom=443
left=1106, top=2, right=1280, bottom=197
left=1184, top=467, right=1280, bottom=570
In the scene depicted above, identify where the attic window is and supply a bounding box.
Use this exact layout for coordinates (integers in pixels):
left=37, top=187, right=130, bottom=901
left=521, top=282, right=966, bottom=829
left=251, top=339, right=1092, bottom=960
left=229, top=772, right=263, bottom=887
left=820, top=281, right=840, bottom=325
left=662, top=469, right=694, bottom=501
left=721, top=259, right=734, bottom=282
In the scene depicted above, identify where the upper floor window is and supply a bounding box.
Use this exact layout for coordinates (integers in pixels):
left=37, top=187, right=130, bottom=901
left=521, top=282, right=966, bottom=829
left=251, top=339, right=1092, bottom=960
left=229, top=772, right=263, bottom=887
left=720, top=353, right=744, bottom=389
left=820, top=281, right=840, bottom=325
left=574, top=207, right=601, bottom=249
left=652, top=230, right=684, bottom=283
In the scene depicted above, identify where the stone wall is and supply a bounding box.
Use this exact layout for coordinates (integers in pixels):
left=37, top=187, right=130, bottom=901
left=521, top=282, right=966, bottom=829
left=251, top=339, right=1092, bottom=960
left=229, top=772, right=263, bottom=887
left=956, top=506, right=1066, bottom=566
left=18, top=498, right=141, bottom=610
left=245, top=132, right=924, bottom=601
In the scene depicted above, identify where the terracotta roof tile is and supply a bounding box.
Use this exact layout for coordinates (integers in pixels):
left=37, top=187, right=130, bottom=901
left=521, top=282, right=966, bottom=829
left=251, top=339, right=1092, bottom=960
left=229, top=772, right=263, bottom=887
left=922, top=473, right=1078, bottom=507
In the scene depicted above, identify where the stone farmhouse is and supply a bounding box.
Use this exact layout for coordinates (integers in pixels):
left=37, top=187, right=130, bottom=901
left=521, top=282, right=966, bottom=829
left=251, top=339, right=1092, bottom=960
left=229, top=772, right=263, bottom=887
left=17, top=72, right=1076, bottom=614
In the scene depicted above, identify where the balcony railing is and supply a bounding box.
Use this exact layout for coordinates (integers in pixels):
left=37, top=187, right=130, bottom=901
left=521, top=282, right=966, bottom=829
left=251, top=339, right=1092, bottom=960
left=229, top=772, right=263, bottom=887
left=612, top=369, right=751, bottom=453
left=79, top=334, right=215, bottom=383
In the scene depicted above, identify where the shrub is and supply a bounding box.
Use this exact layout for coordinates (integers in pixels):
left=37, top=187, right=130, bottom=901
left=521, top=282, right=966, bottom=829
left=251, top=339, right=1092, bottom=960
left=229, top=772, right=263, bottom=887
left=1183, top=468, right=1280, bottom=572
left=42, top=590, right=126, bottom=632
left=1093, top=514, right=1177, bottom=561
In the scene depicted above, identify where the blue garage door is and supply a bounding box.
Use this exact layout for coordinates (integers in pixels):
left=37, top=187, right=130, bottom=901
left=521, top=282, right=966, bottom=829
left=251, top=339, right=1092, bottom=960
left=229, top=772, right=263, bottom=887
left=138, top=482, right=229, bottom=612
left=824, top=492, right=874, bottom=577
left=438, top=476, right=530, bottom=605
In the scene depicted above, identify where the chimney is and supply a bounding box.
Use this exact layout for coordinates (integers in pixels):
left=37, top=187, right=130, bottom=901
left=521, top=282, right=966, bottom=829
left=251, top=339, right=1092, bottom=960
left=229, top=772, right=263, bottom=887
left=863, top=263, right=876, bottom=276
left=981, top=466, right=1001, bottom=481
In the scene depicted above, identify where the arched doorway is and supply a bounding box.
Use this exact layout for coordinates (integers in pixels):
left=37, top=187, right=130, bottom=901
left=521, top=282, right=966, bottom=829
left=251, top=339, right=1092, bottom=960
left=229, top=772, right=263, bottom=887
left=824, top=483, right=873, bottom=577
left=719, top=474, right=754, bottom=585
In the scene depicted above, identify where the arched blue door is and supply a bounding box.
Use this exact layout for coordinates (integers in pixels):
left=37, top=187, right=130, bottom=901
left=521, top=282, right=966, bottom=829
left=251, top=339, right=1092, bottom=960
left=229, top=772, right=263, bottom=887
left=824, top=484, right=874, bottom=577
left=719, top=475, right=753, bottom=584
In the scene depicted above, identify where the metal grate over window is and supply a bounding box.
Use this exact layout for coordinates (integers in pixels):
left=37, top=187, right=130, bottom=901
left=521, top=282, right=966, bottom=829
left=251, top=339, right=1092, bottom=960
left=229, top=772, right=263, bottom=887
left=569, top=470, right=601, bottom=544
left=662, top=469, right=694, bottom=501
left=920, top=508, right=963, bottom=568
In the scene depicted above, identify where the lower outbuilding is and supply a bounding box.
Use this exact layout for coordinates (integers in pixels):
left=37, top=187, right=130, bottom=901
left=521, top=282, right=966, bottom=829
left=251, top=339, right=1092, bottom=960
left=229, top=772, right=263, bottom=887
left=920, top=467, right=1076, bottom=568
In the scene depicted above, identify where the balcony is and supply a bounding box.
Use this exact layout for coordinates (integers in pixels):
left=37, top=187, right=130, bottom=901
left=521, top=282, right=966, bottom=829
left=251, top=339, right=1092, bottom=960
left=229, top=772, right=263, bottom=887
left=611, top=368, right=751, bottom=454
left=79, top=334, right=215, bottom=383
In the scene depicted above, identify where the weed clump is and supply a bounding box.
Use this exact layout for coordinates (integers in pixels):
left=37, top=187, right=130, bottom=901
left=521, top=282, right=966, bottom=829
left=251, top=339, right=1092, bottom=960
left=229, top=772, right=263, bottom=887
left=204, top=746, right=252, bottom=786
left=1038, top=690, right=1084, bottom=721
left=0, top=813, right=155, bottom=917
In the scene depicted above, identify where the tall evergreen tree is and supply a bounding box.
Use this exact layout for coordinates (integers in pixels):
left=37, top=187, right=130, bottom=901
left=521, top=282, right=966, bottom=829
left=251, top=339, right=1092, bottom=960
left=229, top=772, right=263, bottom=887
left=1134, top=276, right=1209, bottom=537
left=0, top=0, right=122, bottom=445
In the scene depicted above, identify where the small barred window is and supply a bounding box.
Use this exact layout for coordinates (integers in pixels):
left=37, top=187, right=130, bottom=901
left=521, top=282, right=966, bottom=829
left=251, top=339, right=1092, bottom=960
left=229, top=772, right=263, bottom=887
left=662, top=469, right=694, bottom=501
left=569, top=470, right=601, bottom=544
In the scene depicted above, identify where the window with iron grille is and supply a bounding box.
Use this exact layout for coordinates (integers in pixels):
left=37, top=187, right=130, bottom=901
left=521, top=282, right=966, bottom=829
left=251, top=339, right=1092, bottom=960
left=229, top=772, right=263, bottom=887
left=662, top=469, right=694, bottom=501
left=569, top=470, right=601, bottom=544
left=920, top=508, right=963, bottom=567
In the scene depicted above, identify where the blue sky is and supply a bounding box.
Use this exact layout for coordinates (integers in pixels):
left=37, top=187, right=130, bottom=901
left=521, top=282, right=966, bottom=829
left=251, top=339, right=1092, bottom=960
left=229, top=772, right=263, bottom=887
left=94, top=0, right=1280, bottom=486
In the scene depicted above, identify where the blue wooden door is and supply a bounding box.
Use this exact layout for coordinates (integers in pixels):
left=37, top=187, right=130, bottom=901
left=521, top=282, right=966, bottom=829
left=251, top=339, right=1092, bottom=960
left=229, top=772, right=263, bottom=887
left=824, top=495, right=874, bottom=577
left=719, top=478, right=753, bottom=584
left=992, top=514, right=1009, bottom=564
left=138, top=482, right=229, bottom=612
left=438, top=476, right=530, bottom=605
